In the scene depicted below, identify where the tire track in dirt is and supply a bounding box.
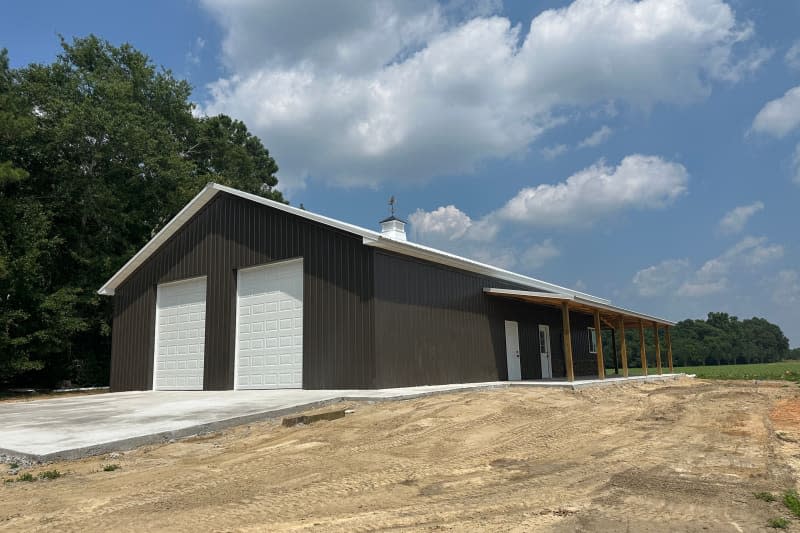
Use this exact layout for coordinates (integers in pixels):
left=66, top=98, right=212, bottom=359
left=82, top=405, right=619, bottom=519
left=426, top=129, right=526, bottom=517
left=2, top=378, right=799, bottom=532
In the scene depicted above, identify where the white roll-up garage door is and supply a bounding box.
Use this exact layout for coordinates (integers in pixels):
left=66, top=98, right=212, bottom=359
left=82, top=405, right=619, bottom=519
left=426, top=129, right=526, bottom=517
left=236, top=259, right=303, bottom=389
left=153, top=277, right=207, bottom=390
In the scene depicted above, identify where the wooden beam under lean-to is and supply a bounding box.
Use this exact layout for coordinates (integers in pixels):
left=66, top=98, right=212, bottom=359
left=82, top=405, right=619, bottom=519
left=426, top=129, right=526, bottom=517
left=618, top=317, right=628, bottom=378
left=593, top=310, right=605, bottom=379
left=639, top=321, right=648, bottom=376
left=653, top=322, right=662, bottom=375
left=561, top=302, right=575, bottom=382
left=610, top=327, right=619, bottom=375
left=666, top=325, right=674, bottom=372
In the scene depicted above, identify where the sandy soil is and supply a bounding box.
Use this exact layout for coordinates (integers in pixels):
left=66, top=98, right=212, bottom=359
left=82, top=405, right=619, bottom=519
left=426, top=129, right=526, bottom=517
left=2, top=378, right=800, bottom=532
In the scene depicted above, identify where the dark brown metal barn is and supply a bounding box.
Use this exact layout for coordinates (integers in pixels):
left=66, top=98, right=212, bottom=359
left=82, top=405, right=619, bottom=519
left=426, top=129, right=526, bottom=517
left=99, top=183, right=675, bottom=391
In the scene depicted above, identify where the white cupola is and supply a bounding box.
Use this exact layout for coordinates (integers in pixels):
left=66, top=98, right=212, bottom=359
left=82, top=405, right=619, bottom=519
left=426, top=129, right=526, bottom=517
left=379, top=215, right=407, bottom=241
left=380, top=196, right=406, bottom=240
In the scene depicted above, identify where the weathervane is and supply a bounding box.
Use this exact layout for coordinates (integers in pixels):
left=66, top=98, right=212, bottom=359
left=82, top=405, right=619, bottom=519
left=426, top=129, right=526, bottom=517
left=388, top=195, right=396, bottom=217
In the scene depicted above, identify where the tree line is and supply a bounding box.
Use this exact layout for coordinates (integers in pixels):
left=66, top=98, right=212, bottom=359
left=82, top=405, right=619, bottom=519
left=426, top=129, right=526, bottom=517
left=0, top=36, right=795, bottom=388
left=1, top=36, right=284, bottom=387
left=603, top=312, right=793, bottom=370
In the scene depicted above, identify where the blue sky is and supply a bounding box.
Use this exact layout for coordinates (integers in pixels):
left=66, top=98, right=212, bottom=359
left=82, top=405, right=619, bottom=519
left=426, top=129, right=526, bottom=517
left=3, top=0, right=799, bottom=345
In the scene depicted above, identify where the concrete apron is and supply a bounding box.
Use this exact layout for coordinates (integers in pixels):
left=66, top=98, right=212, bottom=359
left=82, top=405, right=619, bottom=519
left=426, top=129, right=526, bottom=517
left=0, top=374, right=686, bottom=463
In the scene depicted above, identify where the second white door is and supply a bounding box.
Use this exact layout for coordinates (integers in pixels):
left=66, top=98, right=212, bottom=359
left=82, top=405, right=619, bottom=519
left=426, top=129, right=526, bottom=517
left=505, top=320, right=521, bottom=381
left=539, top=324, right=553, bottom=379
left=236, top=259, right=303, bottom=389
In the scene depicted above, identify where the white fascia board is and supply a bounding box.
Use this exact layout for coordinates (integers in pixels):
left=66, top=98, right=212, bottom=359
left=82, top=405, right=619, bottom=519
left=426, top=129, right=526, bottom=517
left=98, top=182, right=611, bottom=307
left=483, top=288, right=574, bottom=301
left=97, top=184, right=219, bottom=296
left=98, top=183, right=383, bottom=296
left=365, top=235, right=610, bottom=304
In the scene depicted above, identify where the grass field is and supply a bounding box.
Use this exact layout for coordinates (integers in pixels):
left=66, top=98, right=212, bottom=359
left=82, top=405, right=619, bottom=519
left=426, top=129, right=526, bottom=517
left=607, top=361, right=800, bottom=382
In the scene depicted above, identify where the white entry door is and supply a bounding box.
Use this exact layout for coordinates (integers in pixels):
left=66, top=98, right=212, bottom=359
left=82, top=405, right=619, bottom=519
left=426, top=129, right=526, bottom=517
left=504, top=320, right=521, bottom=381
left=153, top=277, right=207, bottom=390
left=236, top=259, right=303, bottom=389
left=539, top=324, right=553, bottom=379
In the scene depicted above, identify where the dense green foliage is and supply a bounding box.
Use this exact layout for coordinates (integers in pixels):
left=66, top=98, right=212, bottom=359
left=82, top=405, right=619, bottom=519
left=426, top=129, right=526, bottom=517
left=0, top=36, right=283, bottom=387
left=603, top=312, right=791, bottom=371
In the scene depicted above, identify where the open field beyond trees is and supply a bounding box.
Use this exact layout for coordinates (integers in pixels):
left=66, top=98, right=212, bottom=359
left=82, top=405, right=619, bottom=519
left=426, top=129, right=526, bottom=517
left=3, top=378, right=800, bottom=531
left=609, top=361, right=800, bottom=382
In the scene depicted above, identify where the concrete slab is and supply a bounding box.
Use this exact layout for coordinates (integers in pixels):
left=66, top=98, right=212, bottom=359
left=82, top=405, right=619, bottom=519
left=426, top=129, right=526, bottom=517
left=509, top=373, right=686, bottom=390
left=0, top=374, right=686, bottom=462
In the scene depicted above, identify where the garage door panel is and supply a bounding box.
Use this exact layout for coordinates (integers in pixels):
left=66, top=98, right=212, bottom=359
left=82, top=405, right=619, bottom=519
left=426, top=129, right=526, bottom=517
left=236, top=259, right=303, bottom=390
left=154, top=277, right=207, bottom=391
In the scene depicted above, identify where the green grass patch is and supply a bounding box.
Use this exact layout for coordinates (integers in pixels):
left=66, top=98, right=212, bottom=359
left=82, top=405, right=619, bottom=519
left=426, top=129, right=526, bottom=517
left=784, top=490, right=800, bottom=517
left=16, top=473, right=34, bottom=482
left=756, top=491, right=778, bottom=502
left=37, top=469, right=62, bottom=480
left=103, top=464, right=120, bottom=472
left=8, top=462, right=19, bottom=470
left=607, top=361, right=800, bottom=382
left=768, top=517, right=790, bottom=529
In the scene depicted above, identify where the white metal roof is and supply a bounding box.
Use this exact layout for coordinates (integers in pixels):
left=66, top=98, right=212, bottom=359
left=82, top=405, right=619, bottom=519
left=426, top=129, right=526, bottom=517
left=98, top=183, right=613, bottom=305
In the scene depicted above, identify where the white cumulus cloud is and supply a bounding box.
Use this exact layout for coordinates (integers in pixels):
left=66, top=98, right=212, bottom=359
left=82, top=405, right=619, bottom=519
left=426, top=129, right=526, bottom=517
left=793, top=142, right=800, bottom=185
left=718, top=201, right=764, bottom=234
left=498, top=155, right=688, bottom=226
left=409, top=204, right=498, bottom=242
left=751, top=85, right=800, bottom=138
left=787, top=41, right=800, bottom=71
left=680, top=236, right=783, bottom=296
left=410, top=153, right=686, bottom=272
left=635, top=236, right=784, bottom=299
left=632, top=259, right=690, bottom=297
left=541, top=144, right=568, bottom=160
left=772, top=270, right=800, bottom=305
left=521, top=239, right=560, bottom=268
left=200, top=0, right=764, bottom=189
left=578, top=125, right=613, bottom=148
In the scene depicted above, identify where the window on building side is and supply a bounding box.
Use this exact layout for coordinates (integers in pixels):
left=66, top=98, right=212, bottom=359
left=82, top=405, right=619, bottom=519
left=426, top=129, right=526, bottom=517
left=588, top=327, right=597, bottom=354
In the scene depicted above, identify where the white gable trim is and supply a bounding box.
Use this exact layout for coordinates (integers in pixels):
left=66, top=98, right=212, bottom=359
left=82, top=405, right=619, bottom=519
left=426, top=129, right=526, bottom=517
left=98, top=182, right=609, bottom=305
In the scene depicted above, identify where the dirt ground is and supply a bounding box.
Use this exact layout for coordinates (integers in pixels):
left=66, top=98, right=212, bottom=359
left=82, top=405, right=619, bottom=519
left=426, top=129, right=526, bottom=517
left=3, top=378, right=800, bottom=532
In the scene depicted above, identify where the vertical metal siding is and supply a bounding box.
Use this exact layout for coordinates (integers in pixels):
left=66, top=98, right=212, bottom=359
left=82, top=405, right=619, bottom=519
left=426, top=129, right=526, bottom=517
left=372, top=250, right=597, bottom=387
left=110, top=192, right=375, bottom=391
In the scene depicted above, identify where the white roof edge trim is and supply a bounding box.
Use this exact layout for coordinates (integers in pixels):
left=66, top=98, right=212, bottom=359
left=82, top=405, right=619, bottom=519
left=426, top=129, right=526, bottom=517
left=97, top=184, right=219, bottom=296
left=482, top=288, right=675, bottom=325
left=98, top=182, right=610, bottom=305
left=483, top=288, right=573, bottom=300
left=364, top=236, right=610, bottom=303
left=210, top=183, right=381, bottom=240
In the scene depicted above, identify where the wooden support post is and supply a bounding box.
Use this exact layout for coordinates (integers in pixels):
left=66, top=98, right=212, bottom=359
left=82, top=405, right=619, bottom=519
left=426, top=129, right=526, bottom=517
left=611, top=328, right=619, bottom=375
left=666, top=326, right=674, bottom=372
left=653, top=322, right=662, bottom=375
left=593, top=310, right=605, bottom=379
left=618, top=317, right=628, bottom=378
left=561, top=302, right=575, bottom=382
left=639, top=321, right=648, bottom=376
